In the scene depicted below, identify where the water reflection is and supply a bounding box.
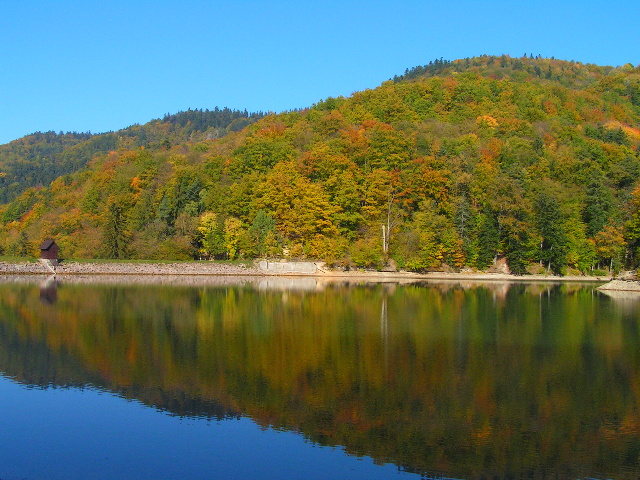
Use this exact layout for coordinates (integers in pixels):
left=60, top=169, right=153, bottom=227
left=0, top=276, right=638, bottom=479
left=39, top=275, right=58, bottom=304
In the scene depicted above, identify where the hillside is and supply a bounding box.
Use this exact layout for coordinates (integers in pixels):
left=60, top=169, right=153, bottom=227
left=1, top=55, right=640, bottom=274
left=0, top=108, right=265, bottom=203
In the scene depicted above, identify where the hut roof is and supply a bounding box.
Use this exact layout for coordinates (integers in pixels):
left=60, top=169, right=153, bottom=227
left=40, top=239, right=56, bottom=250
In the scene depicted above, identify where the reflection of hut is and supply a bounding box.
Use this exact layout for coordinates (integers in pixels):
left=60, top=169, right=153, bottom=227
left=40, top=276, right=58, bottom=304
left=40, top=239, right=59, bottom=265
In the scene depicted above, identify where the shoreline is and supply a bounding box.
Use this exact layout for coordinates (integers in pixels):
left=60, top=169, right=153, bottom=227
left=596, top=279, right=640, bottom=293
left=0, top=260, right=613, bottom=284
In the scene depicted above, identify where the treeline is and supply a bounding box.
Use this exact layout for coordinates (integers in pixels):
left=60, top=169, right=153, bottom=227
left=1, top=55, right=640, bottom=274
left=393, top=54, right=631, bottom=90
left=0, top=131, right=100, bottom=203
left=0, top=108, right=266, bottom=204
left=162, top=107, right=266, bottom=135
left=393, top=56, right=454, bottom=82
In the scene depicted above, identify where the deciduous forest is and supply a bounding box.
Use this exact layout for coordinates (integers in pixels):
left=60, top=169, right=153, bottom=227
left=1, top=55, right=640, bottom=274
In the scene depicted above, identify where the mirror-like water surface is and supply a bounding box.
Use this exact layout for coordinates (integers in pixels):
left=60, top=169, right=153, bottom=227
left=0, top=276, right=638, bottom=479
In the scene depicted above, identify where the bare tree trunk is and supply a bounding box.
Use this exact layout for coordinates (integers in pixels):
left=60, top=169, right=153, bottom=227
left=382, top=224, right=387, bottom=254
left=383, top=190, right=395, bottom=257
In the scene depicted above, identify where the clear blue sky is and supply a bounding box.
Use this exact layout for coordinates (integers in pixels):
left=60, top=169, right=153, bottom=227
left=1, top=0, right=638, bottom=145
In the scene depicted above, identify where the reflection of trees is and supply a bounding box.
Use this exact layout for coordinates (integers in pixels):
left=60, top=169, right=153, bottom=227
left=0, top=281, right=639, bottom=479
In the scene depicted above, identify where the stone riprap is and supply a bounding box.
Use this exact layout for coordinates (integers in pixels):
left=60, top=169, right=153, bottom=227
left=597, top=279, right=640, bottom=292
left=0, top=260, right=615, bottom=284
left=0, top=261, right=261, bottom=276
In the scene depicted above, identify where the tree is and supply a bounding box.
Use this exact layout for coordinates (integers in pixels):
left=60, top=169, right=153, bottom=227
left=535, top=191, right=568, bottom=274
left=396, top=201, right=464, bottom=271
left=323, top=171, right=364, bottom=237
left=13, top=231, right=32, bottom=257
left=102, top=198, right=130, bottom=259
left=232, top=135, right=295, bottom=174
left=256, top=162, right=338, bottom=244
left=474, top=212, right=500, bottom=269
left=197, top=212, right=226, bottom=259
left=249, top=210, right=276, bottom=256
left=594, top=225, right=626, bottom=271
left=224, top=217, right=248, bottom=260
left=583, top=180, right=612, bottom=238
left=503, top=218, right=536, bottom=275
left=157, top=170, right=203, bottom=228
left=625, top=185, right=640, bottom=265
left=361, top=169, right=404, bottom=258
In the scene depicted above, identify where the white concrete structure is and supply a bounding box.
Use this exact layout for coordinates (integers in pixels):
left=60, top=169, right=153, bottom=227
left=257, top=260, right=320, bottom=274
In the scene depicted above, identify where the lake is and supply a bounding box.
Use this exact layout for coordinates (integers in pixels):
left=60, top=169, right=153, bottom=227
left=0, top=275, right=638, bottom=480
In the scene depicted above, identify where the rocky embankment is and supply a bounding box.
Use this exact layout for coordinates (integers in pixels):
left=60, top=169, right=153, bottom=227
left=0, top=261, right=261, bottom=276
left=597, top=272, right=640, bottom=293
left=597, top=280, right=640, bottom=292
left=0, top=260, right=618, bottom=284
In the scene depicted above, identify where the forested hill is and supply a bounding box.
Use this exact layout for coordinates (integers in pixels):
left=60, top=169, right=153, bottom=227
left=2, top=55, right=640, bottom=275
left=0, top=108, right=266, bottom=203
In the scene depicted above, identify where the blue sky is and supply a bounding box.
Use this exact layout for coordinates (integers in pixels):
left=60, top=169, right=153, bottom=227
left=1, top=0, right=638, bottom=145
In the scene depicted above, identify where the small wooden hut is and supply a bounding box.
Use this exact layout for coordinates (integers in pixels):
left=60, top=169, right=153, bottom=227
left=39, top=239, right=60, bottom=265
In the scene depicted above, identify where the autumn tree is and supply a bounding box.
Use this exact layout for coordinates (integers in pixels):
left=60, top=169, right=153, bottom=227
left=255, top=162, right=338, bottom=249
left=594, top=225, right=626, bottom=271
left=197, top=212, right=225, bottom=259
left=224, top=217, right=248, bottom=260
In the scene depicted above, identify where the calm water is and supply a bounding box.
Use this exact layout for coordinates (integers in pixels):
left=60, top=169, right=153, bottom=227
left=0, top=276, right=639, bottom=480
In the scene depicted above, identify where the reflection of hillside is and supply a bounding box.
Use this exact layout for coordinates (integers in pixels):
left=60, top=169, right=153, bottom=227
left=0, top=314, right=101, bottom=387
left=0, top=280, right=638, bottom=479
left=0, top=313, right=239, bottom=421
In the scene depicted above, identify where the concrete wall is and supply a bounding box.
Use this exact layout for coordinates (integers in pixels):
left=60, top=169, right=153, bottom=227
left=257, top=260, right=319, bottom=274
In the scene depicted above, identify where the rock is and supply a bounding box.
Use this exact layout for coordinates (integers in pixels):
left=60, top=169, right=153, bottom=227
left=380, top=259, right=397, bottom=272
left=617, top=270, right=639, bottom=281
left=487, top=257, right=510, bottom=274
